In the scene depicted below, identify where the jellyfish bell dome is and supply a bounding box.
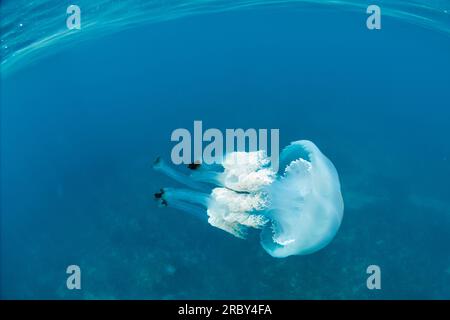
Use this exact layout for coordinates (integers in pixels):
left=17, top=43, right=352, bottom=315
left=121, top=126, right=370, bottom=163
left=153, top=140, right=344, bottom=258
left=260, top=140, right=344, bottom=258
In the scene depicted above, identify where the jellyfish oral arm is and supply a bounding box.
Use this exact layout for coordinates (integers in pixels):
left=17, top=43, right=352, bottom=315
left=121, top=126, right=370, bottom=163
left=153, top=157, right=210, bottom=192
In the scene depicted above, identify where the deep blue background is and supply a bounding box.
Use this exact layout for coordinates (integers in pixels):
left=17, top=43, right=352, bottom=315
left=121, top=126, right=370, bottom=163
left=1, top=8, right=450, bottom=299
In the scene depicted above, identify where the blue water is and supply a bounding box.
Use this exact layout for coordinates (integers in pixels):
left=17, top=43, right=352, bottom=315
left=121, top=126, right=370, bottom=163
left=1, top=2, right=450, bottom=299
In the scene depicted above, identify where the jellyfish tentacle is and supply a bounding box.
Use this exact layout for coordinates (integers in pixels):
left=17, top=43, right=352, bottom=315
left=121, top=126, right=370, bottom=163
left=161, top=187, right=210, bottom=208
left=162, top=198, right=208, bottom=222
left=188, top=162, right=223, bottom=172
left=153, top=157, right=210, bottom=192
left=186, top=161, right=226, bottom=186
left=189, top=170, right=224, bottom=186
left=153, top=188, right=209, bottom=221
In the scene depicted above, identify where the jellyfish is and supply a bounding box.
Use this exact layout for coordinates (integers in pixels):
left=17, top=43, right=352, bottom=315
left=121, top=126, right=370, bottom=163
left=153, top=140, right=344, bottom=258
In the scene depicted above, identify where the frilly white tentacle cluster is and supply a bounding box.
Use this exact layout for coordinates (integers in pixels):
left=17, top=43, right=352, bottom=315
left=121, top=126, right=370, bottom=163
left=207, top=151, right=274, bottom=238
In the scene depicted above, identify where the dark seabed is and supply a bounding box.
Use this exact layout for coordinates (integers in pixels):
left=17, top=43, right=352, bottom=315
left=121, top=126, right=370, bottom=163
left=1, top=7, right=450, bottom=299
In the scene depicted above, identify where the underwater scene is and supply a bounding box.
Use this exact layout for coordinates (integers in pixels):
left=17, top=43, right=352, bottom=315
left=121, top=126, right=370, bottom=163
left=1, top=0, right=450, bottom=299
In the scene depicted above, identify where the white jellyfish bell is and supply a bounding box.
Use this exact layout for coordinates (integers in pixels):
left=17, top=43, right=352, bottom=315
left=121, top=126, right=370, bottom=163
left=153, top=140, right=344, bottom=258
